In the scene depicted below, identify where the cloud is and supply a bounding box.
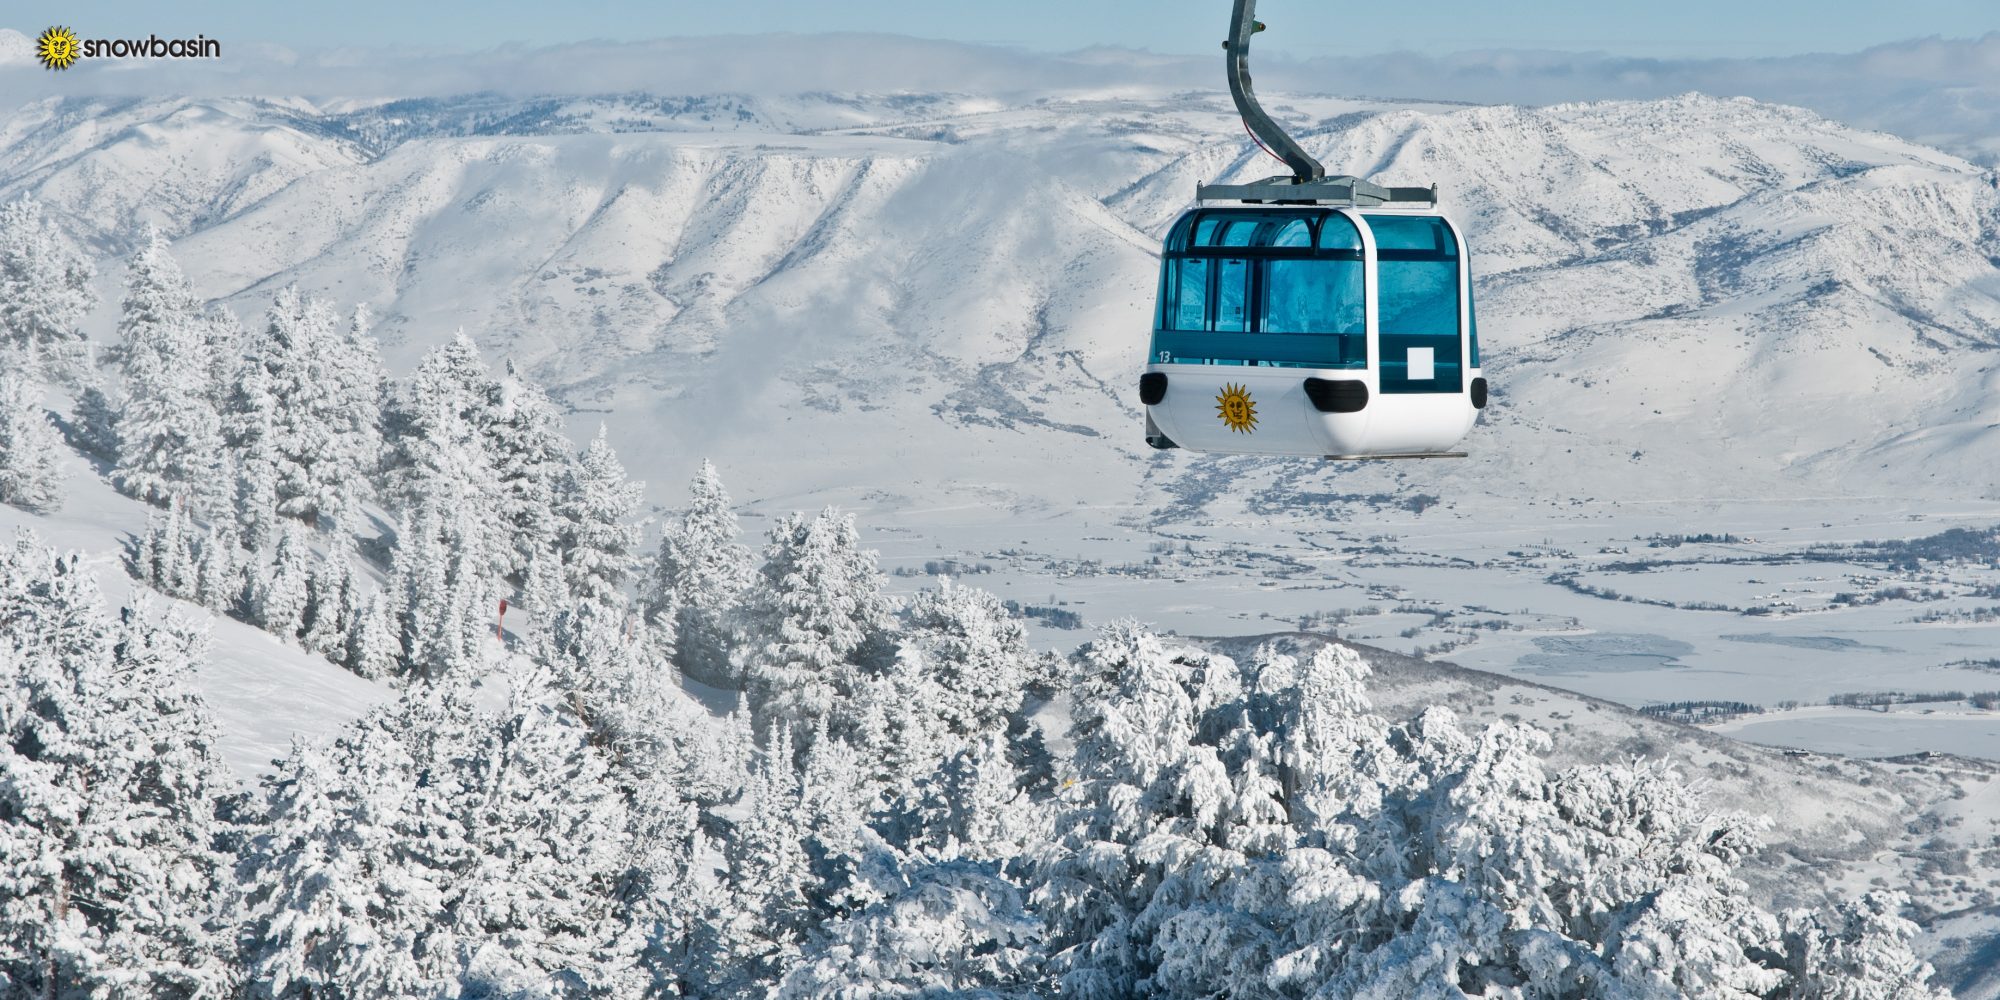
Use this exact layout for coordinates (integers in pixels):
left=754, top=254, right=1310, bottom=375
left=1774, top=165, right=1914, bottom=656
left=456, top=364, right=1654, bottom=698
left=0, top=30, right=1994, bottom=163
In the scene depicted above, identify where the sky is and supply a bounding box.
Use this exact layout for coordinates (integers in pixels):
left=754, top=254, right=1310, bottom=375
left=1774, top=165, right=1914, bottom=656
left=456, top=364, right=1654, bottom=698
left=4, top=0, right=1994, bottom=60
left=0, top=3, right=1995, bottom=164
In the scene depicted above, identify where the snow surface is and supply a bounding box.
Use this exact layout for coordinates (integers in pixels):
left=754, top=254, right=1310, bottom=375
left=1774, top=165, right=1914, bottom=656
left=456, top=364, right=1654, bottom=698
left=0, top=421, right=392, bottom=781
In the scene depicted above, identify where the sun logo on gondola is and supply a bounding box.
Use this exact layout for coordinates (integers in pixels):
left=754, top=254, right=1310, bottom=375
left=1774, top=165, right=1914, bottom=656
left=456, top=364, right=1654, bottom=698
left=36, top=27, right=81, bottom=70
left=1215, top=383, right=1257, bottom=433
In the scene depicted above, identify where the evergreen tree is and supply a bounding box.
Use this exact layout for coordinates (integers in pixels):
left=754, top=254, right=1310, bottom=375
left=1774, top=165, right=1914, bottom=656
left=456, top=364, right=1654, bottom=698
left=112, top=229, right=224, bottom=507
left=0, top=373, right=64, bottom=511
left=235, top=742, right=382, bottom=999
left=253, top=287, right=343, bottom=527
left=519, top=548, right=571, bottom=663
left=382, top=330, right=500, bottom=524
left=301, top=542, right=358, bottom=663
left=898, top=731, right=1035, bottom=863
left=486, top=361, right=573, bottom=577
left=643, top=459, right=755, bottom=686
left=389, top=507, right=452, bottom=679
left=1782, top=891, right=1949, bottom=1000
left=237, top=701, right=444, bottom=999
left=195, top=307, right=244, bottom=416
left=371, top=333, right=542, bottom=680
left=192, top=523, right=241, bottom=615
left=702, top=727, right=815, bottom=991
left=245, top=287, right=387, bottom=532
left=0, top=533, right=239, bottom=999
left=736, top=508, right=899, bottom=745
left=387, top=497, right=496, bottom=682
left=346, top=588, right=402, bottom=681
left=903, top=578, right=1036, bottom=742
left=446, top=665, right=640, bottom=995
left=553, top=424, right=645, bottom=612
left=226, top=355, right=283, bottom=552
left=327, top=306, right=388, bottom=536
left=66, top=380, right=121, bottom=463
left=0, top=194, right=95, bottom=375
left=779, top=831, right=1042, bottom=1000
left=258, top=523, right=313, bottom=641
left=134, top=498, right=199, bottom=600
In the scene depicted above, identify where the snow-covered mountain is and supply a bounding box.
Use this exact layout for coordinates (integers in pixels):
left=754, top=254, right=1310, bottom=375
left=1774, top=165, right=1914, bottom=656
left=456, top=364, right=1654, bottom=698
left=5, top=89, right=1997, bottom=518
left=6, top=85, right=1998, bottom=997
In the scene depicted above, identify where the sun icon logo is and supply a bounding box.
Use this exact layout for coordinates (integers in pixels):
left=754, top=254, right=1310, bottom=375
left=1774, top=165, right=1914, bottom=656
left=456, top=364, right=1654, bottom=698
left=1215, top=382, right=1257, bottom=433
left=36, top=26, right=81, bottom=70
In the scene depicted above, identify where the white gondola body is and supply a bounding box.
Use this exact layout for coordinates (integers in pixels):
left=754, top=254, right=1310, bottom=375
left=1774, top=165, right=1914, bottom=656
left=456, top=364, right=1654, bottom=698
left=1142, top=205, right=1485, bottom=458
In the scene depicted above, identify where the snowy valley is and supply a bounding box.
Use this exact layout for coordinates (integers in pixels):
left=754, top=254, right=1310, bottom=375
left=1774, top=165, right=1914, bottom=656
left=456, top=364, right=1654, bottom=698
left=1, top=80, right=1998, bottom=997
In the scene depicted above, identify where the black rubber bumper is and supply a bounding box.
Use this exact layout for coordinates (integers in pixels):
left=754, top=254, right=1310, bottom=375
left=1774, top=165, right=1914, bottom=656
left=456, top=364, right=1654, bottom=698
left=1303, top=378, right=1368, bottom=413
left=1471, top=377, right=1488, bottom=409
left=1139, top=372, right=1167, bottom=406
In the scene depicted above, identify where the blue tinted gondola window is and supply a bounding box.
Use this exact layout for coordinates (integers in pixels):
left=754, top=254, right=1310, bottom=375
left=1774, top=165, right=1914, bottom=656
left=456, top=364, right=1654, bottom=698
left=1151, top=211, right=1367, bottom=369
left=1366, top=215, right=1459, bottom=337
left=1216, top=258, right=1249, bottom=331
left=1260, top=259, right=1362, bottom=335
left=1174, top=258, right=1209, bottom=330
left=1468, top=265, right=1480, bottom=367
left=1318, top=214, right=1362, bottom=251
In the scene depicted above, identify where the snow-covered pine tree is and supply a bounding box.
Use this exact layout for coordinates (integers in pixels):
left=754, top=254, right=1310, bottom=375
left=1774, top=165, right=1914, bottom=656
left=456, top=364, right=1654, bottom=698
left=225, top=354, right=283, bottom=552
left=386, top=492, right=499, bottom=681
left=903, top=578, right=1036, bottom=743
left=518, top=547, right=571, bottom=662
left=235, top=741, right=388, bottom=1000
left=1030, top=622, right=1254, bottom=999
left=241, top=288, right=387, bottom=533
left=643, top=459, right=756, bottom=685
left=112, top=227, right=226, bottom=507
left=257, top=522, right=313, bottom=641
left=896, top=730, right=1036, bottom=863
left=554, top=424, right=645, bottom=613
left=446, top=662, right=642, bottom=995
left=486, top=360, right=573, bottom=577
left=251, top=286, right=342, bottom=527
left=698, top=726, right=817, bottom=992
left=67, top=380, right=122, bottom=462
left=238, top=695, right=451, bottom=999
left=0, top=373, right=64, bottom=511
left=736, top=508, right=899, bottom=746
left=345, top=587, right=402, bottom=680
left=0, top=534, right=239, bottom=999
left=301, top=541, right=358, bottom=663
left=325, top=305, right=388, bottom=537
left=779, top=829, right=1043, bottom=1000
left=196, top=306, right=243, bottom=415
left=133, top=497, right=199, bottom=600
left=1781, top=890, right=1950, bottom=1000
left=370, top=335, right=519, bottom=675
left=389, top=506, right=452, bottom=680
left=0, top=194, right=95, bottom=376
left=382, top=330, right=501, bottom=523
left=192, top=522, right=241, bottom=614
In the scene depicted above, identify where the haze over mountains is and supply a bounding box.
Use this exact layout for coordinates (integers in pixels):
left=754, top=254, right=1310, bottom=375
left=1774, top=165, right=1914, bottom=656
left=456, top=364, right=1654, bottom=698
left=0, top=86, right=1995, bottom=521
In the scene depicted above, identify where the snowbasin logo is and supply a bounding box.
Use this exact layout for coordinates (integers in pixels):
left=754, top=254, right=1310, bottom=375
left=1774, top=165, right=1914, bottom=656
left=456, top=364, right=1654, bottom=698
left=34, top=27, right=79, bottom=69
left=1215, top=383, right=1258, bottom=433
left=34, top=25, right=221, bottom=70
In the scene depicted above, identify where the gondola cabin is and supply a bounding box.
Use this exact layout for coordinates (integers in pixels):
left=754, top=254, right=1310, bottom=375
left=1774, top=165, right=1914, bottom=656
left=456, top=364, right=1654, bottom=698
left=1139, top=203, right=1487, bottom=459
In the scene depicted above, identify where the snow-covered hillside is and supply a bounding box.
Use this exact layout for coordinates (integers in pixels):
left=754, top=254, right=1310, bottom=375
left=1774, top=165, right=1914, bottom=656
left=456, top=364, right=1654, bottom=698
left=4, top=90, right=1997, bottom=516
